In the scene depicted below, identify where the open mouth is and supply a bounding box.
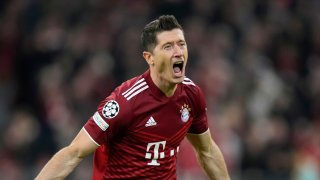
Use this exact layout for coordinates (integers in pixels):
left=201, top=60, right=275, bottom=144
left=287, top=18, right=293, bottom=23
left=173, top=61, right=184, bottom=76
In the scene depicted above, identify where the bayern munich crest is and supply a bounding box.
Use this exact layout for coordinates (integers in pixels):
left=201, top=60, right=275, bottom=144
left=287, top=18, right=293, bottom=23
left=180, top=104, right=191, bottom=122
left=102, top=100, right=120, bottom=119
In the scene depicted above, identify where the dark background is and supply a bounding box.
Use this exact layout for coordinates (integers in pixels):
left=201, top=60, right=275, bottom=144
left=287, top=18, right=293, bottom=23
left=0, top=0, right=320, bottom=179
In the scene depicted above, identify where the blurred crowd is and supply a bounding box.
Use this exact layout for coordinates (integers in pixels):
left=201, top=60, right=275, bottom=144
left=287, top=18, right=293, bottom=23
left=1, top=0, right=320, bottom=179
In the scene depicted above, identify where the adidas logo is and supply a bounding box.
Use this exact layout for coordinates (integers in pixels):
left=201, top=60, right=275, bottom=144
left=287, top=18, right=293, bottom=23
left=145, top=116, right=157, bottom=127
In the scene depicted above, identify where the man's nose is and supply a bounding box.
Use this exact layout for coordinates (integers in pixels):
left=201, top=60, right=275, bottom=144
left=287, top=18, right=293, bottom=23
left=173, top=44, right=183, bottom=57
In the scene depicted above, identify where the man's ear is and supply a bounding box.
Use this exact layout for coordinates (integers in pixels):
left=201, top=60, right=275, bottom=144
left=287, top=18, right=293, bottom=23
left=143, top=51, right=154, bottom=65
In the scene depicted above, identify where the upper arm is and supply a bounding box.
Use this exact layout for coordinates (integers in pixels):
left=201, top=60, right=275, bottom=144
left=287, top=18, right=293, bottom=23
left=188, top=86, right=209, bottom=134
left=83, top=91, right=132, bottom=146
left=187, top=129, right=214, bottom=153
left=187, top=129, right=230, bottom=180
left=69, top=128, right=100, bottom=158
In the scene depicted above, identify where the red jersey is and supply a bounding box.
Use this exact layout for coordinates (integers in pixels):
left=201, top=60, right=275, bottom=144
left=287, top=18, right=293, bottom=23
left=84, top=70, right=208, bottom=179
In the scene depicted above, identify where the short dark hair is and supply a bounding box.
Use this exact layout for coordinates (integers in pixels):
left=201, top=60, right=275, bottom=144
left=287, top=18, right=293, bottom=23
left=141, top=15, right=183, bottom=52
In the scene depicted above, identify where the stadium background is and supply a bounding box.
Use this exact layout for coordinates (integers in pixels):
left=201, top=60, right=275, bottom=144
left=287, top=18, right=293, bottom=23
left=0, top=0, right=320, bottom=179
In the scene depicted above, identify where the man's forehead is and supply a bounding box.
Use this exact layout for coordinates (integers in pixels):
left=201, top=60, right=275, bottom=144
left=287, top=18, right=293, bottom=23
left=156, top=29, right=185, bottom=44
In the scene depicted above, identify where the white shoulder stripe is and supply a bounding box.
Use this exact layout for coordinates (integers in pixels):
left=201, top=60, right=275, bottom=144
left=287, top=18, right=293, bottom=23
left=93, top=112, right=109, bottom=131
left=123, top=81, right=147, bottom=98
left=183, top=77, right=196, bottom=86
left=122, top=78, right=149, bottom=100
left=122, top=78, right=145, bottom=95
left=126, top=85, right=149, bottom=100
left=182, top=81, right=196, bottom=86
left=184, top=77, right=192, bottom=82
left=82, top=127, right=100, bottom=146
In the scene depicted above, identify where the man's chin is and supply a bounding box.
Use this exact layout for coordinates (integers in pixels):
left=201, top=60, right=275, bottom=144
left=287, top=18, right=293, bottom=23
left=172, top=76, right=184, bottom=84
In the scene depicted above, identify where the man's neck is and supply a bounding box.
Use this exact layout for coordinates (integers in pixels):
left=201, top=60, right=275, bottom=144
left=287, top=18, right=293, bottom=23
left=150, top=70, right=177, bottom=97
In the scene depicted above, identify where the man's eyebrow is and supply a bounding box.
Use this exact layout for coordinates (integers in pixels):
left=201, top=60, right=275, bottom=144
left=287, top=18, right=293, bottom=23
left=161, top=41, right=173, bottom=47
left=178, top=40, right=186, bottom=43
left=162, top=40, right=185, bottom=46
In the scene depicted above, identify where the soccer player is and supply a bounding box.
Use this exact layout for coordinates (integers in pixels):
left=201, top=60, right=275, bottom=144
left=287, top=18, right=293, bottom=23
left=36, top=15, right=230, bottom=180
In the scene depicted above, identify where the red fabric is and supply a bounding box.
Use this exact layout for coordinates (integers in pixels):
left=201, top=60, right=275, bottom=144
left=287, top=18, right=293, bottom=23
left=84, top=70, right=208, bottom=179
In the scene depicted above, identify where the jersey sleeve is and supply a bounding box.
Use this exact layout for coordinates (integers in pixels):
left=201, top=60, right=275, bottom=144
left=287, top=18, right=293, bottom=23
left=188, top=86, right=209, bottom=134
left=83, top=90, right=131, bottom=146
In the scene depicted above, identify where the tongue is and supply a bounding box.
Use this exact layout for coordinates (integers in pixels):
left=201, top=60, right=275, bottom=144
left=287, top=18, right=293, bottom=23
left=173, top=66, right=181, bottom=73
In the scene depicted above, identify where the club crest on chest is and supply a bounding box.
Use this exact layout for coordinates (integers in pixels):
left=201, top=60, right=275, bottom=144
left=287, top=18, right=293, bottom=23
left=180, top=104, right=191, bottom=122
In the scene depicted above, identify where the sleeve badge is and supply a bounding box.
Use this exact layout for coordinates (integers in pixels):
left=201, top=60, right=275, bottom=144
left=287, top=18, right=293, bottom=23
left=102, top=100, right=120, bottom=119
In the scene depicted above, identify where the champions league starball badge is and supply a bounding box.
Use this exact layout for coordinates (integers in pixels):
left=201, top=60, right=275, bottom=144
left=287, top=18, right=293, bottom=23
left=102, top=100, right=120, bottom=119
left=180, top=104, right=191, bottom=122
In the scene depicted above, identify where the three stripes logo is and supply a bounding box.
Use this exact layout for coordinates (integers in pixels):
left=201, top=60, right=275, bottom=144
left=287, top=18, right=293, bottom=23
left=145, top=116, right=157, bottom=127
left=122, top=78, right=149, bottom=100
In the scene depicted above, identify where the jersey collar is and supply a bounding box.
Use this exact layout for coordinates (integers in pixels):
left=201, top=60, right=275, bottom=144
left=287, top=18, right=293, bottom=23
left=143, top=70, right=181, bottom=100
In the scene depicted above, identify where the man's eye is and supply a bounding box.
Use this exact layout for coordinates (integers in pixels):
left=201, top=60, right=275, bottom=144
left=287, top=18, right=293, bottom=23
left=164, top=45, right=172, bottom=50
left=179, top=42, right=186, bottom=47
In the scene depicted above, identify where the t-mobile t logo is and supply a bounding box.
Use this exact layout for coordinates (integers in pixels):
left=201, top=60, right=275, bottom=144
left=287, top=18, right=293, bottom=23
left=145, top=141, right=166, bottom=166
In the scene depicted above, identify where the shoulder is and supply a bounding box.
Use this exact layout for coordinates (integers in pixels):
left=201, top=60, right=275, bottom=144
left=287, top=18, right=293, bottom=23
left=182, top=77, right=207, bottom=117
left=113, top=74, right=149, bottom=102
left=97, top=75, right=146, bottom=122
left=181, top=76, right=206, bottom=105
left=182, top=76, right=196, bottom=87
left=181, top=76, right=202, bottom=95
